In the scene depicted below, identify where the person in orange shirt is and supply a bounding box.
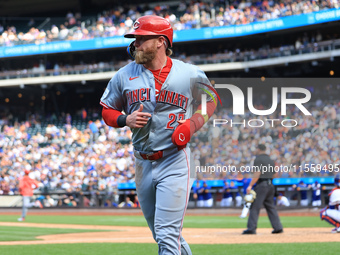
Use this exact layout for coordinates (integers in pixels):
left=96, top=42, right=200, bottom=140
left=18, top=169, right=42, bottom=221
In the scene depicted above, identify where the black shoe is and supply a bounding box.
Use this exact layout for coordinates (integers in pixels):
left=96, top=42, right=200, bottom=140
left=272, top=229, right=283, bottom=234
left=242, top=229, right=256, bottom=234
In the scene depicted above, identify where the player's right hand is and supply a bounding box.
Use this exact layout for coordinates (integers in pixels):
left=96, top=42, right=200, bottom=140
left=126, top=104, right=151, bottom=128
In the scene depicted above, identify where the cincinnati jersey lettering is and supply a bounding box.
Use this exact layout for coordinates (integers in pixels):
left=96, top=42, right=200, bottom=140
left=157, top=89, right=188, bottom=110
left=126, top=88, right=188, bottom=110
left=126, top=88, right=151, bottom=105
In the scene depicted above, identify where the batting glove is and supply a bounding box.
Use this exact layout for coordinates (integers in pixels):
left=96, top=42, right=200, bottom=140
left=171, top=119, right=196, bottom=146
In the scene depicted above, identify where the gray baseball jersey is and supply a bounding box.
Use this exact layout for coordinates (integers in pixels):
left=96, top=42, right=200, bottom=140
left=100, top=59, right=211, bottom=152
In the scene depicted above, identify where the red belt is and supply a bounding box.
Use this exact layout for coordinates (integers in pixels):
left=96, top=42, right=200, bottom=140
left=139, top=151, right=163, bottom=161
left=139, top=145, right=186, bottom=161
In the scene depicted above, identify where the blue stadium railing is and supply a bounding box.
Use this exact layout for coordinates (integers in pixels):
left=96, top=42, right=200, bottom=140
left=118, top=177, right=335, bottom=190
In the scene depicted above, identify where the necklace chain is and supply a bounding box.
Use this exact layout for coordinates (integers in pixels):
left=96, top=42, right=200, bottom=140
left=154, top=58, right=167, bottom=85
left=154, top=77, right=163, bottom=85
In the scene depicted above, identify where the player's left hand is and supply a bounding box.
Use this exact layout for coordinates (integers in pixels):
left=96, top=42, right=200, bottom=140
left=171, top=119, right=195, bottom=146
left=246, top=186, right=252, bottom=194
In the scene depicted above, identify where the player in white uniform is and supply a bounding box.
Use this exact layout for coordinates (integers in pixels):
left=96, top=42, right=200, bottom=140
left=100, top=15, right=217, bottom=254
left=310, top=180, right=322, bottom=207
left=320, top=174, right=340, bottom=233
left=221, top=180, right=233, bottom=207
left=277, top=193, right=290, bottom=207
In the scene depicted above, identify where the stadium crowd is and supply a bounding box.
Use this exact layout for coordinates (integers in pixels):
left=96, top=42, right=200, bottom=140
left=1, top=29, right=338, bottom=80
left=0, top=0, right=339, bottom=46
left=0, top=119, right=134, bottom=197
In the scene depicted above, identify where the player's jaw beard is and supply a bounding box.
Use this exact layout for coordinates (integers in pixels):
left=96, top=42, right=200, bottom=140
left=135, top=43, right=157, bottom=64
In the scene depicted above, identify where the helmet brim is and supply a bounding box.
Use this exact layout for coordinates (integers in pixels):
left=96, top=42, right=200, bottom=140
left=124, top=30, right=160, bottom=38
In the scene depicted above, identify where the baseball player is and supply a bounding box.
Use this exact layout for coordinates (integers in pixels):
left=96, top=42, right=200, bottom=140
left=18, top=169, right=42, bottom=221
left=202, top=181, right=213, bottom=207
left=230, top=179, right=243, bottom=207
left=100, top=15, right=216, bottom=255
left=220, top=180, right=233, bottom=207
left=276, top=193, right=290, bottom=207
left=293, top=180, right=308, bottom=206
left=310, top=180, right=322, bottom=207
left=320, top=174, right=340, bottom=233
left=239, top=173, right=253, bottom=217
left=192, top=181, right=204, bottom=207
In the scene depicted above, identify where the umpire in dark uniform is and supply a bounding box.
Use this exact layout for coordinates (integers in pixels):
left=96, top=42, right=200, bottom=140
left=242, top=144, right=283, bottom=234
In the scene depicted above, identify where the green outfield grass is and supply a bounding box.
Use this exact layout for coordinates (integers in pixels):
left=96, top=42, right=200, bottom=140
left=0, top=242, right=337, bottom=255
left=0, top=214, right=335, bottom=255
left=0, top=215, right=330, bottom=228
left=0, top=226, right=110, bottom=241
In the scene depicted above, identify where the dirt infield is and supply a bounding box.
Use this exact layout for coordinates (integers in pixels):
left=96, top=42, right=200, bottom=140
left=0, top=222, right=337, bottom=246
left=0, top=209, right=332, bottom=246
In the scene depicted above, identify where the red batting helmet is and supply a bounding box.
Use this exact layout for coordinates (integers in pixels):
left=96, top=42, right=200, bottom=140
left=24, top=169, right=30, bottom=175
left=124, top=15, right=173, bottom=47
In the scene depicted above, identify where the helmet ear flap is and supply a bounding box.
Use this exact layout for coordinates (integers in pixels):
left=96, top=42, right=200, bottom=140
left=127, top=41, right=136, bottom=60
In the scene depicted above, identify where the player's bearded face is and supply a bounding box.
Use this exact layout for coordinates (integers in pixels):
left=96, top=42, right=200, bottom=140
left=135, top=40, right=157, bottom=64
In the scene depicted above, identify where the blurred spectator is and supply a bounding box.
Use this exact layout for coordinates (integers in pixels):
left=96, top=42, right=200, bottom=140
left=220, top=180, right=233, bottom=207
left=0, top=179, right=10, bottom=195
left=230, top=180, right=242, bottom=207
left=310, top=180, right=322, bottom=207
left=66, top=113, right=72, bottom=125
left=276, top=193, right=290, bottom=207
left=293, top=180, right=309, bottom=206
left=82, top=108, right=87, bottom=120
left=203, top=181, right=213, bottom=207
left=118, top=196, right=134, bottom=207
left=133, top=194, right=140, bottom=208
left=44, top=195, right=57, bottom=207
left=89, top=120, right=99, bottom=141
left=192, top=181, right=204, bottom=207
left=58, top=194, right=77, bottom=207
